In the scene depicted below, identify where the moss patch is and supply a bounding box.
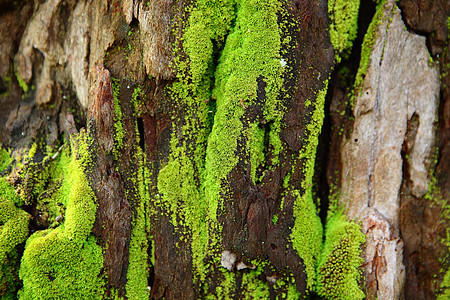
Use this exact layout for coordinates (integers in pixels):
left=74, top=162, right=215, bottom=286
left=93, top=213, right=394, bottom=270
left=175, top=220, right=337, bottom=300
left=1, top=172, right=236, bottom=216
left=290, top=83, right=329, bottom=290
left=328, top=0, right=361, bottom=62
left=316, top=212, right=365, bottom=300
left=0, top=147, right=13, bottom=172
left=352, top=0, right=389, bottom=107
left=18, top=131, right=104, bottom=299
left=0, top=179, right=30, bottom=299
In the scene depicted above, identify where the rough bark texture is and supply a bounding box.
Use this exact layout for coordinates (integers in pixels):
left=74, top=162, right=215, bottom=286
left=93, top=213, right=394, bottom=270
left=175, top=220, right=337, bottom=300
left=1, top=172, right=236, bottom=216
left=0, top=0, right=448, bottom=299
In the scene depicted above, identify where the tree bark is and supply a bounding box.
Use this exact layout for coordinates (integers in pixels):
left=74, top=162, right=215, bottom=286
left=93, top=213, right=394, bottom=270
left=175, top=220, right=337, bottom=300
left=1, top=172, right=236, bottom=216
left=0, top=0, right=448, bottom=299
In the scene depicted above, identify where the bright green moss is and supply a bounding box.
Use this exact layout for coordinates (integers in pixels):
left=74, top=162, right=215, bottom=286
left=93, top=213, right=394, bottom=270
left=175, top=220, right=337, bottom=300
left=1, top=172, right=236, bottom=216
left=0, top=179, right=30, bottom=299
left=1, top=247, right=20, bottom=299
left=437, top=271, right=450, bottom=300
left=19, top=229, right=104, bottom=300
left=126, top=148, right=151, bottom=300
left=158, top=0, right=238, bottom=288
left=290, top=82, right=329, bottom=290
left=19, top=131, right=104, bottom=299
left=316, top=212, right=365, bottom=300
left=240, top=267, right=270, bottom=299
left=0, top=147, right=13, bottom=172
left=202, top=1, right=285, bottom=294
left=352, top=0, right=388, bottom=107
left=63, top=135, right=97, bottom=243
left=273, top=276, right=300, bottom=299
left=272, top=214, right=278, bottom=225
left=205, top=0, right=284, bottom=230
left=112, top=78, right=124, bottom=155
left=328, top=0, right=360, bottom=62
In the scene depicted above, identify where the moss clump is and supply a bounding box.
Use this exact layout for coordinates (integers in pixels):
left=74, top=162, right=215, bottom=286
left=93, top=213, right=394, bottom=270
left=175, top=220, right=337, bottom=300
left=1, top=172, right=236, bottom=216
left=0, top=179, right=30, bottom=299
left=19, top=229, right=104, bottom=300
left=18, top=131, right=104, bottom=299
left=316, top=212, right=365, bottom=300
left=328, top=0, right=361, bottom=62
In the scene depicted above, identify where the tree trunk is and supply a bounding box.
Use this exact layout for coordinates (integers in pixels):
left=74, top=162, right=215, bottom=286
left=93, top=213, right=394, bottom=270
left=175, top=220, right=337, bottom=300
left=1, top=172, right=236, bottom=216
left=0, top=0, right=448, bottom=299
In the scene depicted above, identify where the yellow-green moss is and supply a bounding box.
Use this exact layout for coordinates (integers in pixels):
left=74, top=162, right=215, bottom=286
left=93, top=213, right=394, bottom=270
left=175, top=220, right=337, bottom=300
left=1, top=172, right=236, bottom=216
left=18, top=131, right=104, bottom=299
left=437, top=271, right=450, bottom=300
left=0, top=179, right=30, bottom=299
left=328, top=0, right=360, bottom=62
left=425, top=178, right=450, bottom=299
left=316, top=212, right=365, bottom=300
left=0, top=147, right=13, bottom=172
left=15, top=71, right=29, bottom=93
left=240, top=267, right=270, bottom=299
left=204, top=1, right=286, bottom=294
left=352, top=0, right=389, bottom=107
left=157, top=0, right=237, bottom=288
left=112, top=77, right=124, bottom=156
left=290, top=82, right=329, bottom=290
left=126, top=148, right=151, bottom=299
left=19, top=229, right=104, bottom=300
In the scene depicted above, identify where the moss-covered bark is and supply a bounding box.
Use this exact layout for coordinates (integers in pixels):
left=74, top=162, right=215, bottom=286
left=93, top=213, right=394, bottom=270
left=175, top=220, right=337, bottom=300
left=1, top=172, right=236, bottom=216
left=0, top=0, right=448, bottom=299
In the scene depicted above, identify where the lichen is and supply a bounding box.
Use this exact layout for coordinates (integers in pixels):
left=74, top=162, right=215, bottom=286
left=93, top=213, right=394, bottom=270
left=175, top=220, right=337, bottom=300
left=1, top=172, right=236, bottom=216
left=328, top=0, right=361, bottom=62
left=18, top=131, right=105, bottom=300
left=316, top=212, right=365, bottom=300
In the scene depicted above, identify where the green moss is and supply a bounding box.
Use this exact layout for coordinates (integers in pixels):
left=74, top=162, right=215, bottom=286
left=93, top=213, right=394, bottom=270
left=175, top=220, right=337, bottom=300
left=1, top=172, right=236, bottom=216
left=15, top=71, right=29, bottom=93
left=316, top=212, right=365, bottom=300
left=204, top=0, right=285, bottom=259
left=19, top=131, right=104, bottom=299
left=0, top=179, right=30, bottom=298
left=328, top=0, right=361, bottom=62
left=352, top=0, right=389, bottom=107
left=240, top=267, right=270, bottom=299
left=0, top=147, right=13, bottom=172
left=272, top=214, right=278, bottom=225
left=19, top=230, right=104, bottom=300
left=437, top=271, right=450, bottom=300
left=158, top=0, right=238, bottom=288
left=290, top=82, right=329, bottom=290
left=126, top=148, right=151, bottom=299
left=425, top=178, right=450, bottom=299
left=112, top=77, right=124, bottom=156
